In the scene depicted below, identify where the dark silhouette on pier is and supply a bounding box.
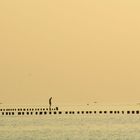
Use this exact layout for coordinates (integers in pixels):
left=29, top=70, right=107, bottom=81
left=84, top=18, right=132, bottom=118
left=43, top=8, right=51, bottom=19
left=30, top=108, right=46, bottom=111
left=49, top=97, right=52, bottom=110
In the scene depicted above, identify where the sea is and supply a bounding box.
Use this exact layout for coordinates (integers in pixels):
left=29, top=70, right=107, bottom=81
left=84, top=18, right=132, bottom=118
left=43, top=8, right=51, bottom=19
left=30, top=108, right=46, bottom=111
left=0, top=114, right=140, bottom=140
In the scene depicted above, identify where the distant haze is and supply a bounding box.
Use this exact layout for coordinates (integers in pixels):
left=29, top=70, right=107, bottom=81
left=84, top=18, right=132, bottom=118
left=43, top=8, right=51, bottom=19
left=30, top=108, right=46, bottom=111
left=0, top=0, right=140, bottom=104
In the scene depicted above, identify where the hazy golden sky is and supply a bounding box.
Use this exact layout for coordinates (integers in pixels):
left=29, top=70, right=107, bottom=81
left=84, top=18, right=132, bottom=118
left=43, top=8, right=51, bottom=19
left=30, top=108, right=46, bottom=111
left=0, top=0, right=140, bottom=104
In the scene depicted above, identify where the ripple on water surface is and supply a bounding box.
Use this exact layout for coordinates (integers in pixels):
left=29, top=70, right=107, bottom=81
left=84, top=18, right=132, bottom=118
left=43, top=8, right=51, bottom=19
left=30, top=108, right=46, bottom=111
left=0, top=115, right=140, bottom=140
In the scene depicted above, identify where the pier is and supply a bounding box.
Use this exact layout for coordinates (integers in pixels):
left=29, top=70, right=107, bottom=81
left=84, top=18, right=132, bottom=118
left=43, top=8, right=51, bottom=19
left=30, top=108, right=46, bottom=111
left=0, top=104, right=140, bottom=116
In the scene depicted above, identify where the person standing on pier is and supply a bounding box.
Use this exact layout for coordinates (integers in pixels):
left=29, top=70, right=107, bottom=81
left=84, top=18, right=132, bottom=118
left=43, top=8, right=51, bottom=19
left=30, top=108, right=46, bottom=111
left=49, top=97, right=52, bottom=111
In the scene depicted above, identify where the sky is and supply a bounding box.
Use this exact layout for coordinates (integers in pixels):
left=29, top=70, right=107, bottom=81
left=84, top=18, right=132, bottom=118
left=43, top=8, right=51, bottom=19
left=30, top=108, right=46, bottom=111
left=0, top=0, right=140, bottom=104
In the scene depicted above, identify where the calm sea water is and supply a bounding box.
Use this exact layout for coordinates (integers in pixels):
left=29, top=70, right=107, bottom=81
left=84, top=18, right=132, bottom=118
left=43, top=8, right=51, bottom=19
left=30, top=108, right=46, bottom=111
left=0, top=114, right=140, bottom=140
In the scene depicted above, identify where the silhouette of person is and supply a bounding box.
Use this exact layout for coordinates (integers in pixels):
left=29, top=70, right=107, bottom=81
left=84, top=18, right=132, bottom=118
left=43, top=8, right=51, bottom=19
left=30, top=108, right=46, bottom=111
left=49, top=97, right=52, bottom=110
